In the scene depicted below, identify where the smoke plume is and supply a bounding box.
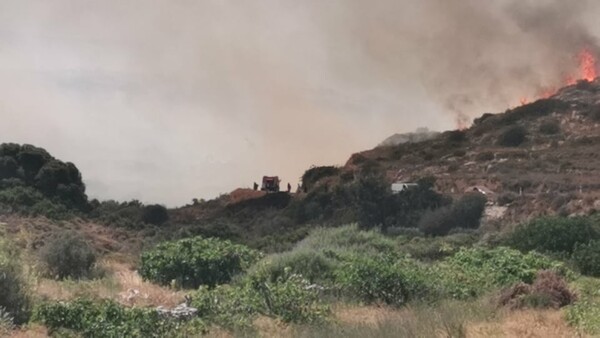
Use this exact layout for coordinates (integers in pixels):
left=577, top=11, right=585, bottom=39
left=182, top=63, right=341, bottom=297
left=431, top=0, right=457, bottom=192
left=0, top=0, right=598, bottom=205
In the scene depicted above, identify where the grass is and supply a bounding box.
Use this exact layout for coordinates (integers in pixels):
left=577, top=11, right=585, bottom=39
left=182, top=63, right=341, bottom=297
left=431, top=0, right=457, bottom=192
left=293, top=299, right=497, bottom=338
left=34, top=258, right=187, bottom=308
left=565, top=277, right=600, bottom=335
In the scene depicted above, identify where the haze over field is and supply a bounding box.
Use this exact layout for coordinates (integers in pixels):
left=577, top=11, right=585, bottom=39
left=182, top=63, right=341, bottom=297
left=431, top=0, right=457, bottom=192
left=1, top=0, right=599, bottom=205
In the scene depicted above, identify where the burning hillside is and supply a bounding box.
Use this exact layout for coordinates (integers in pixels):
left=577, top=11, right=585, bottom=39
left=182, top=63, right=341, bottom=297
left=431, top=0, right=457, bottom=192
left=354, top=78, right=600, bottom=222
left=519, top=48, right=598, bottom=107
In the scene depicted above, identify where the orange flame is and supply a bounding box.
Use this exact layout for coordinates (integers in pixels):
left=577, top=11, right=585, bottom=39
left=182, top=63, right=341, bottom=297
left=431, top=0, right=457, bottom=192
left=517, top=48, right=598, bottom=106
left=579, top=48, right=597, bottom=82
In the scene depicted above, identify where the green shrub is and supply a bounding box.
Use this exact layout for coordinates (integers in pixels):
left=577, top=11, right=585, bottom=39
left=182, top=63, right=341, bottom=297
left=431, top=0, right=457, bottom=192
left=355, top=175, right=447, bottom=230
left=539, top=120, right=561, bottom=135
left=295, top=224, right=396, bottom=256
left=249, top=267, right=330, bottom=324
left=32, top=298, right=202, bottom=337
left=0, top=307, right=15, bottom=336
left=141, top=204, right=169, bottom=225
left=140, top=236, right=262, bottom=288
left=192, top=268, right=329, bottom=329
left=40, top=231, right=96, bottom=280
left=505, top=217, right=599, bottom=255
left=433, top=247, right=570, bottom=299
left=398, top=233, right=478, bottom=261
left=565, top=277, right=600, bottom=334
left=301, top=166, right=340, bottom=191
left=573, top=240, right=600, bottom=276
left=0, top=240, right=30, bottom=324
left=192, top=284, right=261, bottom=330
left=255, top=250, right=337, bottom=285
left=334, top=254, right=433, bottom=306
left=0, top=143, right=89, bottom=211
left=498, top=126, right=527, bottom=147
left=446, top=130, right=467, bottom=143
left=419, top=193, right=487, bottom=236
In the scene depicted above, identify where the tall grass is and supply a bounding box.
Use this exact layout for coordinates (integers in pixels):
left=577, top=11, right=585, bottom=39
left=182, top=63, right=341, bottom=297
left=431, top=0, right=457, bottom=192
left=293, top=299, right=497, bottom=338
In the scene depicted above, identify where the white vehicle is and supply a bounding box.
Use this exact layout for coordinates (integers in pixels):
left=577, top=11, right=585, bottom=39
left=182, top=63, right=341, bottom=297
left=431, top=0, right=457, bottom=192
left=391, top=182, right=418, bottom=194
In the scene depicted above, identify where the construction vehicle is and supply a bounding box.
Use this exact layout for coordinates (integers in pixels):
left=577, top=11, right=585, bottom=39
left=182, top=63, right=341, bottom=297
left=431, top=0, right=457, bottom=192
left=261, top=176, right=280, bottom=193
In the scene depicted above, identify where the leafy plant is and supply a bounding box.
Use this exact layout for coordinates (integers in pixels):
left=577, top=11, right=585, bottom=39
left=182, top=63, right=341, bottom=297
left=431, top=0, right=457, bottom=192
left=572, top=240, right=600, bottom=276
left=40, top=231, right=96, bottom=280
left=505, top=216, right=599, bottom=255
left=334, top=254, right=433, bottom=306
left=32, top=298, right=203, bottom=338
left=301, top=166, right=340, bottom=191
left=539, top=120, right=561, bottom=135
left=498, top=126, right=527, bottom=147
left=0, top=239, right=30, bottom=324
left=140, top=236, right=262, bottom=288
left=565, top=277, right=600, bottom=334
left=432, top=247, right=570, bottom=299
left=141, top=204, right=169, bottom=225
left=192, top=267, right=329, bottom=329
left=418, top=193, right=487, bottom=236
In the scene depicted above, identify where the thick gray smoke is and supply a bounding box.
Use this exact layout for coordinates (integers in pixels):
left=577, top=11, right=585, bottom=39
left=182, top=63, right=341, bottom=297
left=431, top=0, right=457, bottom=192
left=0, top=0, right=598, bottom=206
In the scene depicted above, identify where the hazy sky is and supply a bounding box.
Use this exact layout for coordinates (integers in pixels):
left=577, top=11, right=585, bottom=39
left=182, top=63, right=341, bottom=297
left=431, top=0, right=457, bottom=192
left=0, top=0, right=599, bottom=206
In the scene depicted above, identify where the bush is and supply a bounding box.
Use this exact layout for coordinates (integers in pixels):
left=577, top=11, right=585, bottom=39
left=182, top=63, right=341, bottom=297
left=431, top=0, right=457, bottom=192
left=192, top=268, right=329, bottom=329
left=91, top=200, right=146, bottom=228
left=142, top=204, right=169, bottom=225
left=398, top=233, right=479, bottom=261
left=296, top=224, right=396, bottom=256
left=446, top=130, right=467, bottom=143
left=419, top=193, right=487, bottom=236
left=573, top=240, right=600, bottom=276
left=539, top=120, right=561, bottom=135
left=139, top=236, right=262, bottom=288
left=301, top=166, right=340, bottom=191
left=251, top=224, right=397, bottom=286
left=498, top=126, right=527, bottom=147
left=255, top=250, right=337, bottom=285
left=505, top=217, right=599, bottom=255
left=355, top=175, right=447, bottom=230
left=334, top=254, right=433, bottom=306
left=32, top=298, right=203, bottom=337
left=497, top=192, right=517, bottom=206
left=476, top=152, right=495, bottom=162
left=0, top=143, right=89, bottom=210
left=40, top=231, right=96, bottom=280
left=249, top=267, right=330, bottom=324
left=433, top=247, right=570, bottom=299
left=0, top=240, right=30, bottom=324
left=565, top=278, right=600, bottom=334
left=499, top=270, right=576, bottom=309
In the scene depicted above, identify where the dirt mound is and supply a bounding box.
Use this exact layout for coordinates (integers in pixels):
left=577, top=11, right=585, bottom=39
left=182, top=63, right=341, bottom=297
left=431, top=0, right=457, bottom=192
left=228, top=188, right=267, bottom=204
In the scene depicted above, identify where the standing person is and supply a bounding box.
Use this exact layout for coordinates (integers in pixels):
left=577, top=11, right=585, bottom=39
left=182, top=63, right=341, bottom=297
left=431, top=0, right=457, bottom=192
left=253, top=182, right=258, bottom=191
left=287, top=183, right=291, bottom=193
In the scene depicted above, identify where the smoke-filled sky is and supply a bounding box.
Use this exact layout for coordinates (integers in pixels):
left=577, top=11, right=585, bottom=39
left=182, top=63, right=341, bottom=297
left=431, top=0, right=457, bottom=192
left=1, top=0, right=599, bottom=206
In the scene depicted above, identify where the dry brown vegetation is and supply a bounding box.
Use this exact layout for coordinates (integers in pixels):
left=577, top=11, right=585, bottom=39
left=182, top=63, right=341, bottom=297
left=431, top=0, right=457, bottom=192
left=35, top=258, right=186, bottom=308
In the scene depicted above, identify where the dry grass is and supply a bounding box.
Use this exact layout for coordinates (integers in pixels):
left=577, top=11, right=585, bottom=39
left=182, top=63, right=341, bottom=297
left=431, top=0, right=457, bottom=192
left=468, top=309, right=585, bottom=338
left=335, top=305, right=411, bottom=326
left=8, top=324, right=48, bottom=338
left=291, top=302, right=584, bottom=338
left=34, top=258, right=186, bottom=308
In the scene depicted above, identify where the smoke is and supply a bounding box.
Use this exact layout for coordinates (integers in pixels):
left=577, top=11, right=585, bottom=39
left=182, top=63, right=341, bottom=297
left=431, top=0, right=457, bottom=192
left=0, top=0, right=598, bottom=206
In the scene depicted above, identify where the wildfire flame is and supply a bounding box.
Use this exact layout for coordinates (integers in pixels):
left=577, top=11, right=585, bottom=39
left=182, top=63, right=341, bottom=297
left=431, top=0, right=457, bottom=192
left=517, top=47, right=598, bottom=106
left=579, top=48, right=597, bottom=82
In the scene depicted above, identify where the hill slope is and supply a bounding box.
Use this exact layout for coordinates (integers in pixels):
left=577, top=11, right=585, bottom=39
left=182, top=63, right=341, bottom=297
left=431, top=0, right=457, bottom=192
left=345, top=80, right=600, bottom=221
